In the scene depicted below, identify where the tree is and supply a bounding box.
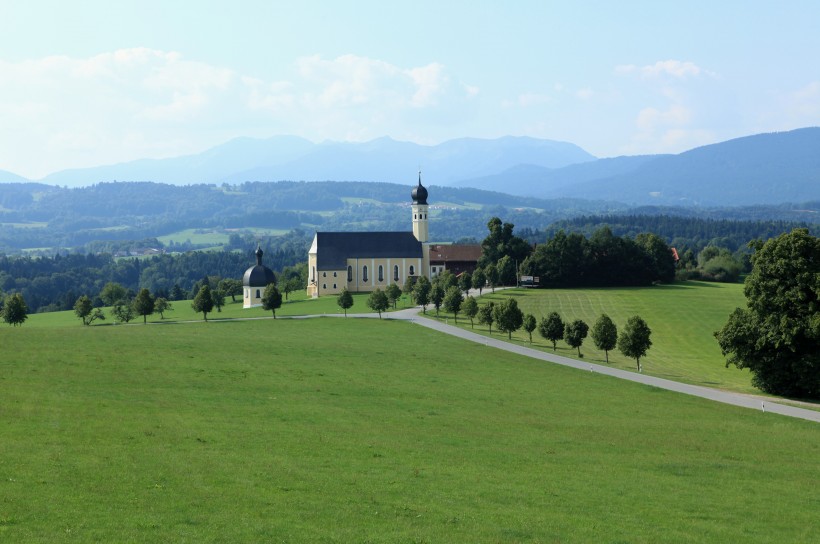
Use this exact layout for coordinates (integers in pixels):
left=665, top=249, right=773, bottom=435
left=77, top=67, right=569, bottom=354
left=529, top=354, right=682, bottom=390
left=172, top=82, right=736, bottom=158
left=463, top=296, right=479, bottom=328
left=413, top=276, right=431, bottom=313
left=538, top=312, right=564, bottom=351
left=191, top=284, right=214, bottom=321
left=591, top=314, right=618, bottom=363
left=493, top=298, right=524, bottom=339
left=523, top=314, right=537, bottom=343
left=337, top=288, right=353, bottom=316
left=496, top=255, right=516, bottom=286
left=111, top=300, right=135, bottom=324
left=261, top=283, right=282, bottom=318
left=154, top=297, right=173, bottom=319
left=132, top=288, right=155, bottom=324
left=471, top=268, right=486, bottom=295
left=2, top=293, right=28, bottom=326
left=170, top=284, right=186, bottom=301
left=430, top=283, right=445, bottom=316
left=367, top=288, right=390, bottom=319
left=212, top=288, right=225, bottom=312
left=458, top=272, right=472, bottom=296
left=618, top=315, right=652, bottom=372
left=564, top=319, right=589, bottom=357
left=477, top=302, right=495, bottom=334
left=385, top=283, right=403, bottom=309
left=484, top=264, right=499, bottom=293
left=100, top=281, right=128, bottom=306
left=284, top=277, right=303, bottom=300
left=218, top=278, right=243, bottom=303
left=74, top=295, right=105, bottom=325
left=443, top=285, right=464, bottom=323
left=715, top=229, right=820, bottom=397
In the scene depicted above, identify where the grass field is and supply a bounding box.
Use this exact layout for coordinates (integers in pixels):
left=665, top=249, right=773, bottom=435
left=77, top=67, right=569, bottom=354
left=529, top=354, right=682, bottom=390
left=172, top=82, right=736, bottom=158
left=1, top=315, right=818, bottom=543
left=156, top=229, right=230, bottom=247
left=429, top=282, right=763, bottom=395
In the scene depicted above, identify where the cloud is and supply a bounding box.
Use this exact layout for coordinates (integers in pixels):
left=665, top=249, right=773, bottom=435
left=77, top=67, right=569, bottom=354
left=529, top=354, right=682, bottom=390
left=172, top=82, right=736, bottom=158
left=616, top=60, right=709, bottom=79
left=0, top=49, right=470, bottom=178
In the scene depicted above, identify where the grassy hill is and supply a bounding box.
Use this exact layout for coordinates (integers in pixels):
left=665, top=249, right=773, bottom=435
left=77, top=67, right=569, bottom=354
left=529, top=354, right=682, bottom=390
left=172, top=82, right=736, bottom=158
left=1, top=291, right=818, bottom=542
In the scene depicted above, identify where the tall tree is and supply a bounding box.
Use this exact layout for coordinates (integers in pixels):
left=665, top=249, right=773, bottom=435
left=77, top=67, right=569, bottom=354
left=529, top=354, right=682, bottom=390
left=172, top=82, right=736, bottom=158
left=523, top=314, right=537, bottom=343
left=261, top=283, right=282, bottom=318
left=74, top=295, right=105, bottom=326
left=477, top=302, right=495, bottom=334
left=484, top=264, right=499, bottom=293
left=337, top=288, right=353, bottom=316
left=443, top=285, right=464, bottom=323
left=462, top=296, right=479, bottom=328
left=564, top=319, right=589, bottom=357
left=367, top=288, right=390, bottom=319
left=496, top=255, right=517, bottom=286
left=191, top=284, right=214, bottom=321
left=493, top=298, right=524, bottom=339
left=618, top=315, right=652, bottom=372
left=2, top=293, right=28, bottom=326
left=132, top=288, right=155, bottom=324
left=412, top=276, right=431, bottom=313
left=458, top=271, right=472, bottom=296
left=385, top=283, right=402, bottom=309
left=591, top=314, right=618, bottom=363
left=715, top=229, right=820, bottom=397
left=538, top=312, right=565, bottom=351
left=471, top=268, right=486, bottom=295
left=430, top=283, right=445, bottom=316
left=212, top=288, right=226, bottom=312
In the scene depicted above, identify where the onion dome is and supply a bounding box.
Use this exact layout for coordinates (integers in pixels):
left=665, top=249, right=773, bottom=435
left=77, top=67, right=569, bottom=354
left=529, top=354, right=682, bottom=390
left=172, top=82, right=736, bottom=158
left=411, top=172, right=428, bottom=205
left=242, top=245, right=277, bottom=287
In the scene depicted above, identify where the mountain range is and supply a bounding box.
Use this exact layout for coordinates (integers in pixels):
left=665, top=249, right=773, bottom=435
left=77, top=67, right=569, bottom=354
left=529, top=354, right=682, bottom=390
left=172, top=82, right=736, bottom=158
left=1, top=127, right=818, bottom=207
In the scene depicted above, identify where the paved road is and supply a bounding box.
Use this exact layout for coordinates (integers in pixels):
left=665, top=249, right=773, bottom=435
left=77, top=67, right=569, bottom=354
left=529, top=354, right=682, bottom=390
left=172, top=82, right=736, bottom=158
left=318, top=305, right=820, bottom=423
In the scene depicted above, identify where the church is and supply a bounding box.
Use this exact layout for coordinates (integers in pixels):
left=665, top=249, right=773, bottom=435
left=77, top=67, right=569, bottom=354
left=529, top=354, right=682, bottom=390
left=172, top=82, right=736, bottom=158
left=306, top=175, right=480, bottom=297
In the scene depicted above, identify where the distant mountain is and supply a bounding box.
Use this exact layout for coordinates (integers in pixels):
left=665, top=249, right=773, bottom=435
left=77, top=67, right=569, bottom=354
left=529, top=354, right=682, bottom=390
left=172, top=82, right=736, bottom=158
left=453, top=155, right=663, bottom=195
left=517, top=128, right=820, bottom=206
left=0, top=170, right=29, bottom=183
left=40, top=135, right=315, bottom=187
left=35, top=135, right=595, bottom=187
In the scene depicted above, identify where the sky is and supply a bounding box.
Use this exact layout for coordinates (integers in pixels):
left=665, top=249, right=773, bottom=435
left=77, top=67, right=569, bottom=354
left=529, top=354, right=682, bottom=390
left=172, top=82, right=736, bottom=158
left=1, top=0, right=819, bottom=179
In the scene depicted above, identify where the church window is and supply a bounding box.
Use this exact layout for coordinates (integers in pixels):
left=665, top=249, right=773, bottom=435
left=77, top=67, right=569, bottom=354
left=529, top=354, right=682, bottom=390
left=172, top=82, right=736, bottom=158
left=311, top=266, right=315, bottom=281
left=347, top=266, right=353, bottom=282
left=333, top=284, right=337, bottom=289
left=394, top=265, right=399, bottom=281
left=256, top=289, right=261, bottom=298
left=323, top=272, right=326, bottom=278
left=414, top=213, right=417, bottom=219
left=322, top=283, right=326, bottom=290
left=333, top=272, right=337, bottom=277
left=378, top=265, right=384, bottom=282
left=363, top=265, right=368, bottom=282
left=409, top=265, right=415, bottom=276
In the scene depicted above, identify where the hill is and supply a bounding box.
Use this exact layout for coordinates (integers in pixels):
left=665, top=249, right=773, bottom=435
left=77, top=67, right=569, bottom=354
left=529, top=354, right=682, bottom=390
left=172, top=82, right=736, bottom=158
left=537, top=128, right=820, bottom=206
left=33, top=135, right=595, bottom=187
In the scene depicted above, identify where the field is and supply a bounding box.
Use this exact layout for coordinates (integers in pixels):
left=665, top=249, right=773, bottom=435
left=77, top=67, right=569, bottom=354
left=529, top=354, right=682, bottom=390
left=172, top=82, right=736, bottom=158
left=1, top=296, right=819, bottom=542
left=436, top=282, right=762, bottom=395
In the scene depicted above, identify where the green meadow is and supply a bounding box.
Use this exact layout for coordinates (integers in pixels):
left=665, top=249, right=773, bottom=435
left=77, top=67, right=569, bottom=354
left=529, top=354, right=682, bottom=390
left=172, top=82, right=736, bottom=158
left=2, top=315, right=819, bottom=543
left=439, top=282, right=763, bottom=395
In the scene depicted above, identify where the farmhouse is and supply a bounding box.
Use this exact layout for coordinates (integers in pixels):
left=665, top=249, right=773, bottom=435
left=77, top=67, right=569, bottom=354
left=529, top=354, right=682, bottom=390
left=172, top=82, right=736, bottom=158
left=306, top=175, right=481, bottom=297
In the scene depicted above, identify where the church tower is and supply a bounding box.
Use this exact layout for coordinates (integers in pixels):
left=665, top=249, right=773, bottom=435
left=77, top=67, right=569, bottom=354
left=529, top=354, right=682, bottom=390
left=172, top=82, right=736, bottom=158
left=411, top=172, right=429, bottom=243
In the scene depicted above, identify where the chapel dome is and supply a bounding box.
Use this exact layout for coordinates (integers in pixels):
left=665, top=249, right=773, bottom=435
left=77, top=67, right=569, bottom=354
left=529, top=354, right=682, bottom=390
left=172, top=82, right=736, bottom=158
left=411, top=173, right=428, bottom=205
left=243, top=246, right=277, bottom=287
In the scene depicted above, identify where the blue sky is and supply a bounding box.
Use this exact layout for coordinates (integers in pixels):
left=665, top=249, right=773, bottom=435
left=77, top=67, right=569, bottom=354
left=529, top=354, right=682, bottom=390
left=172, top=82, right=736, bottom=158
left=1, top=0, right=819, bottom=179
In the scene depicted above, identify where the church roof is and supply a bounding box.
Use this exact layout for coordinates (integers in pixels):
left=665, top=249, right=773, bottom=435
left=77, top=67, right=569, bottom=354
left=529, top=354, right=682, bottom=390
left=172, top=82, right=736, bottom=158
left=313, top=231, right=423, bottom=270
left=243, top=246, right=277, bottom=287
left=411, top=173, right=428, bottom=205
